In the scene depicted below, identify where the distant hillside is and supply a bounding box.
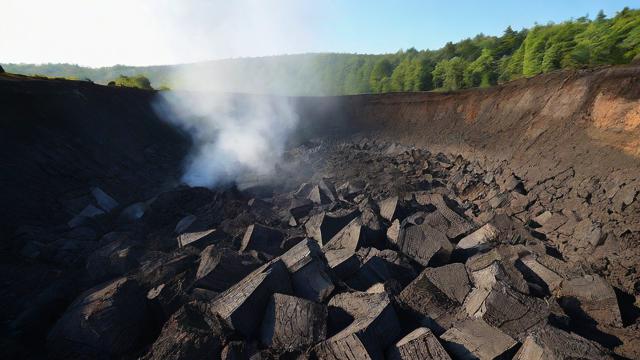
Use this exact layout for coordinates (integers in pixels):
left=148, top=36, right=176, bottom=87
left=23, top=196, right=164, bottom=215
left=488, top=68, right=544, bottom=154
left=1, top=63, right=175, bottom=88
left=4, top=7, right=639, bottom=95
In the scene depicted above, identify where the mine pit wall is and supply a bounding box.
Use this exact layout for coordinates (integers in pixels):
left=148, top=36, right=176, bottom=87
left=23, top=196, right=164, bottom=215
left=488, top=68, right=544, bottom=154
left=1, top=67, right=638, bottom=292
left=294, top=65, right=640, bottom=293
left=300, top=65, right=640, bottom=184
left=0, top=76, right=191, bottom=240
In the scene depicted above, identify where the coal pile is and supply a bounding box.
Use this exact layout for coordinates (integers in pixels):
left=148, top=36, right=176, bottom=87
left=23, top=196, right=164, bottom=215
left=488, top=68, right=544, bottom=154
left=6, top=138, right=640, bottom=359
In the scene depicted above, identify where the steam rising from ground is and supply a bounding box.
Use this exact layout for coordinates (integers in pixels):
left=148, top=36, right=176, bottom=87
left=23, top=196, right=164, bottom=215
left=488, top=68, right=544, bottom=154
left=152, top=0, right=321, bottom=188
left=155, top=91, right=298, bottom=187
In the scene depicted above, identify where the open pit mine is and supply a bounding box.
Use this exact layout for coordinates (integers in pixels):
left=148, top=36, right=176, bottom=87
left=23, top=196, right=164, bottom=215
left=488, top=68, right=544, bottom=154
left=1, top=65, right=640, bottom=360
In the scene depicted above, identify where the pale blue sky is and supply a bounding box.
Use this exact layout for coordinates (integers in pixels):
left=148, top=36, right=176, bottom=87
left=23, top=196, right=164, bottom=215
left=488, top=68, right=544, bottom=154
left=1, top=0, right=638, bottom=66
left=322, top=0, right=639, bottom=54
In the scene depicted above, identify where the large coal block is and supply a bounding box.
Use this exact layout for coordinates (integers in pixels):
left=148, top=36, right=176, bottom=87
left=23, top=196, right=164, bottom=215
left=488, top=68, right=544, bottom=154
left=259, top=293, right=327, bottom=351
left=143, top=301, right=227, bottom=360
left=47, top=277, right=150, bottom=359
left=208, top=259, right=292, bottom=338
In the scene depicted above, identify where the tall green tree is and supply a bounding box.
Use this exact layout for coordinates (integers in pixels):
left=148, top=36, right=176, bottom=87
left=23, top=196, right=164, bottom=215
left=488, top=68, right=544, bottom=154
left=464, top=48, right=496, bottom=87
left=369, top=58, right=394, bottom=92
left=433, top=57, right=468, bottom=91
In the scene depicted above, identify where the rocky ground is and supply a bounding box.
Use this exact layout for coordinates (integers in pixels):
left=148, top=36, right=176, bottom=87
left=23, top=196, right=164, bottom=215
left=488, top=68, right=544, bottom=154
left=4, top=137, right=639, bottom=359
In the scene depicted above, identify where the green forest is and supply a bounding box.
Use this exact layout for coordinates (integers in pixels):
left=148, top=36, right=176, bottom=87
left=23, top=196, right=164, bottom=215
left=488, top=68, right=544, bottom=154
left=4, top=8, right=640, bottom=95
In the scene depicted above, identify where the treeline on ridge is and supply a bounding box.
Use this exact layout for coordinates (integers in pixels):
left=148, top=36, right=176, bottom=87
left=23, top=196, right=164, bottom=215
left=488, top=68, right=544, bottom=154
left=3, top=8, right=639, bottom=94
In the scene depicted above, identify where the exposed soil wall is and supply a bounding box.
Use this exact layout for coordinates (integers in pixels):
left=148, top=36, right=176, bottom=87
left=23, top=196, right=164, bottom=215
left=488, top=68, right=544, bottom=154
left=300, top=65, right=640, bottom=184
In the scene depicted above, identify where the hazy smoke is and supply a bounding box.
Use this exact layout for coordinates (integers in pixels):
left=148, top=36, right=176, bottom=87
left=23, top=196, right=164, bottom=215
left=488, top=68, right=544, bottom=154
left=155, top=91, right=297, bottom=187
left=152, top=0, right=322, bottom=188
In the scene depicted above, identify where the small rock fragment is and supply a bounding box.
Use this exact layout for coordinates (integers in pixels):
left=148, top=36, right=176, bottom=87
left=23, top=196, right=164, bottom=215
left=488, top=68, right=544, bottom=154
left=91, top=187, right=119, bottom=212
left=175, top=214, right=197, bottom=234
left=177, top=228, right=223, bottom=248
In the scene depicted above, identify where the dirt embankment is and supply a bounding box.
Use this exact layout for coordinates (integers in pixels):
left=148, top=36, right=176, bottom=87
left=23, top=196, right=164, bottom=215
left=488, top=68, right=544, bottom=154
left=306, top=65, right=640, bottom=182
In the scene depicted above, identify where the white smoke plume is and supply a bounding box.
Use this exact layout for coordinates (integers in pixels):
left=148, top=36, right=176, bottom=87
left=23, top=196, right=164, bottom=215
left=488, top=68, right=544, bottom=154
left=152, top=0, right=324, bottom=188
left=155, top=91, right=298, bottom=187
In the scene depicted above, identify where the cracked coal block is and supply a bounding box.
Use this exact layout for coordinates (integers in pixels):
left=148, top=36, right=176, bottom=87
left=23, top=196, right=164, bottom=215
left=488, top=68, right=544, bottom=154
left=394, top=222, right=453, bottom=266
left=288, top=198, right=314, bottom=219
left=440, top=319, right=518, bottom=360
left=465, top=246, right=530, bottom=294
left=305, top=209, right=360, bottom=246
left=386, top=327, right=452, bottom=360
left=208, top=259, right=292, bottom=338
left=514, top=324, right=613, bottom=360
left=280, top=238, right=335, bottom=302
left=47, top=277, right=151, bottom=359
left=465, top=281, right=559, bottom=341
left=240, top=224, right=285, bottom=256
left=143, top=301, right=226, bottom=360
left=324, top=249, right=360, bottom=282
left=220, top=341, right=257, bottom=360
left=345, top=255, right=395, bottom=291
left=259, top=293, right=327, bottom=351
left=421, top=194, right=474, bottom=239
left=422, top=263, right=471, bottom=304
left=194, top=245, right=262, bottom=293
left=317, top=292, right=402, bottom=359
left=323, top=218, right=368, bottom=252
left=397, top=269, right=461, bottom=332
left=557, top=274, right=623, bottom=327
left=378, top=196, right=405, bottom=222
left=86, top=235, right=143, bottom=283
left=516, top=253, right=569, bottom=293
left=456, top=223, right=499, bottom=251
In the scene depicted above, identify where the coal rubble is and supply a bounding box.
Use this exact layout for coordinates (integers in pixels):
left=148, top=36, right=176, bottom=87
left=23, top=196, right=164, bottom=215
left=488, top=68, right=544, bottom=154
left=13, top=139, right=640, bottom=359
